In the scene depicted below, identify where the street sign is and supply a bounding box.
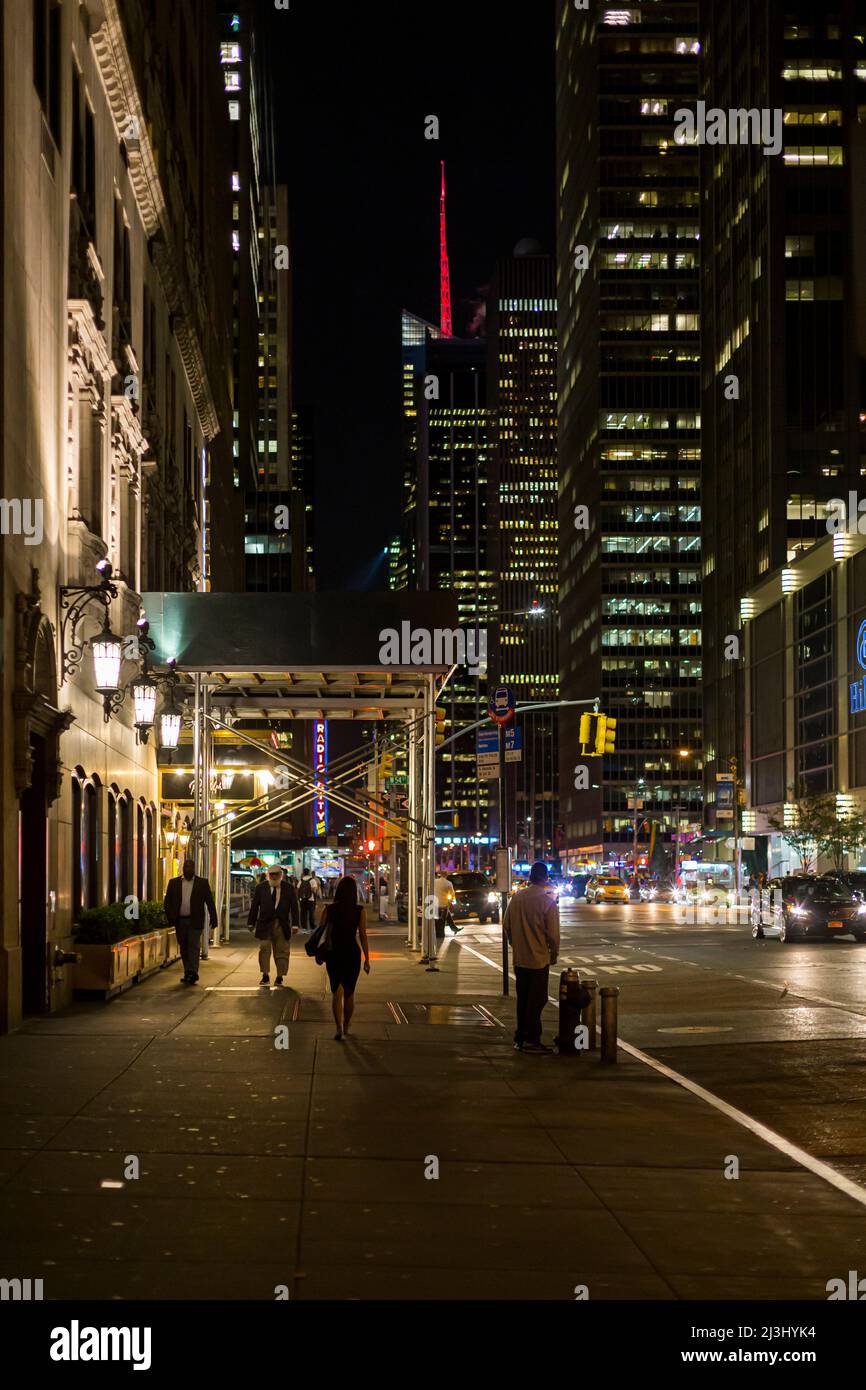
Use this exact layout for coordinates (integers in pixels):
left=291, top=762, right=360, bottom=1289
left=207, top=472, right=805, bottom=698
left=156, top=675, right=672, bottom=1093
left=488, top=686, right=515, bottom=727
left=476, top=727, right=500, bottom=780
left=715, top=774, right=735, bottom=821
left=627, top=798, right=645, bottom=810
left=504, top=724, right=522, bottom=763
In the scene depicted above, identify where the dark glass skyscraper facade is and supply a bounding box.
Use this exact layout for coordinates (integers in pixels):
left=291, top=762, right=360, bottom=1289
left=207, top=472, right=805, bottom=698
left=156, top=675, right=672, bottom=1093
left=397, top=313, right=495, bottom=856
left=701, top=1, right=866, bottom=820
left=488, top=251, right=560, bottom=861
left=556, top=2, right=703, bottom=870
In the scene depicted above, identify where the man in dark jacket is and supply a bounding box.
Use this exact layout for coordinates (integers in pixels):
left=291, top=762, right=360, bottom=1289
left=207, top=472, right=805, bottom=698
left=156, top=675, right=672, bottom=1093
left=248, top=866, right=299, bottom=987
left=164, top=858, right=219, bottom=985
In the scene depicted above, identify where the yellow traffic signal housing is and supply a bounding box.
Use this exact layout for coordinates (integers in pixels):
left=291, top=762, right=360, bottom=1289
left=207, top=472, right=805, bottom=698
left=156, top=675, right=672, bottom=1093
left=594, top=713, right=617, bottom=755
left=435, top=707, right=447, bottom=744
left=579, top=712, right=592, bottom=748
left=379, top=751, right=395, bottom=780
left=594, top=714, right=607, bottom=756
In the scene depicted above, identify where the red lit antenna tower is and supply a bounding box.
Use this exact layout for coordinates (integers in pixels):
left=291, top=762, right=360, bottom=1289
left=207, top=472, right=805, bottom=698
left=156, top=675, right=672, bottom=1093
left=439, top=160, right=453, bottom=337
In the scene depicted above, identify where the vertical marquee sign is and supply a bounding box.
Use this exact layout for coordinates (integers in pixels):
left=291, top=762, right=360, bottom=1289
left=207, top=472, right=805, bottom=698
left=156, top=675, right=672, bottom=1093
left=314, top=719, right=328, bottom=836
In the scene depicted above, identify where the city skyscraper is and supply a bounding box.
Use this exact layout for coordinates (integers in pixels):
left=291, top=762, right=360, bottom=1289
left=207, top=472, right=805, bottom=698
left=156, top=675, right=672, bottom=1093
left=700, top=2, right=866, bottom=825
left=555, top=2, right=703, bottom=873
left=397, top=312, right=495, bottom=856
left=487, top=248, right=559, bottom=861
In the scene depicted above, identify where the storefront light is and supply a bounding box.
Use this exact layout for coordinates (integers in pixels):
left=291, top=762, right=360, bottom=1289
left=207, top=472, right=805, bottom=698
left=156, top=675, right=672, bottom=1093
left=131, top=675, right=157, bottom=731
left=91, top=619, right=124, bottom=692
left=159, top=710, right=182, bottom=749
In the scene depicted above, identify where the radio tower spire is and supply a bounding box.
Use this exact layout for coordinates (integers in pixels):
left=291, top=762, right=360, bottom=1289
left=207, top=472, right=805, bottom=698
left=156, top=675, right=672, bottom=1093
left=439, top=160, right=453, bottom=337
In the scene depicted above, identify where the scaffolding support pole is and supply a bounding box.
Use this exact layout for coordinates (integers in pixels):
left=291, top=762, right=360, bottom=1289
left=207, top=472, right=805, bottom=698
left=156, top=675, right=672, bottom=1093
left=192, top=674, right=202, bottom=868
left=422, top=672, right=439, bottom=969
left=407, top=714, right=419, bottom=950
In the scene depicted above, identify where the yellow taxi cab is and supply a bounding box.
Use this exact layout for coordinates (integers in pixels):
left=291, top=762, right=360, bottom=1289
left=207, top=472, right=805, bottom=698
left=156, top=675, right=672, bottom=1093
left=585, top=874, right=630, bottom=905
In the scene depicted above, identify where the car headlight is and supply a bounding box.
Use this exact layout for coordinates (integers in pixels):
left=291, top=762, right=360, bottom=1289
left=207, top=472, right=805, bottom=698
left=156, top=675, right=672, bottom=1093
left=856, top=903, right=866, bottom=916
left=487, top=891, right=497, bottom=904
left=789, top=904, right=809, bottom=918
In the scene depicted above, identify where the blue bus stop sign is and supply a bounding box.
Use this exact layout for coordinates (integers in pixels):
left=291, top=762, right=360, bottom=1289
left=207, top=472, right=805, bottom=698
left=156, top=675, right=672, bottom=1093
left=489, top=686, right=515, bottom=726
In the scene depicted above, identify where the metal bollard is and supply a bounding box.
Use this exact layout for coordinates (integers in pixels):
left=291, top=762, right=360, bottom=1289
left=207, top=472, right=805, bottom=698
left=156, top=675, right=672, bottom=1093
left=578, top=973, right=598, bottom=1050
left=600, top=985, right=619, bottom=1064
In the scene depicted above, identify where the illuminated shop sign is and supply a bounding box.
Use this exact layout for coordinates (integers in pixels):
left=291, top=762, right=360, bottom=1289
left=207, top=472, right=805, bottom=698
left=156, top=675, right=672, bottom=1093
left=314, top=719, right=328, bottom=836
left=850, top=621, right=866, bottom=715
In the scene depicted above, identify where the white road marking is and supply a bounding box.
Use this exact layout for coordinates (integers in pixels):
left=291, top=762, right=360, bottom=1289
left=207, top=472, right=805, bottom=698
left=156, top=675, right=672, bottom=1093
left=460, top=941, right=866, bottom=1213
left=633, top=946, right=866, bottom=1019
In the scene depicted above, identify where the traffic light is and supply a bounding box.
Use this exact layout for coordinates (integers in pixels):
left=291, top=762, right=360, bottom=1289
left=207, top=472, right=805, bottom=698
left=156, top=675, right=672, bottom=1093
left=435, top=707, right=447, bottom=745
left=366, top=839, right=378, bottom=853
left=579, top=712, right=592, bottom=749
left=379, top=750, right=395, bottom=781
left=594, top=714, right=617, bottom=755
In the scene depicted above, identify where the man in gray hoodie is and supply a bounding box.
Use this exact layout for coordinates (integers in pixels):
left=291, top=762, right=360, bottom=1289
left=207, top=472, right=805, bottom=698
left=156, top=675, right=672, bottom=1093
left=504, top=860, right=560, bottom=1054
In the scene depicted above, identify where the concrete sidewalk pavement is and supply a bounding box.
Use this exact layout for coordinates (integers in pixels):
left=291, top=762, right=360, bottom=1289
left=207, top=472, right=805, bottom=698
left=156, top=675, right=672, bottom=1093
left=0, top=922, right=864, bottom=1300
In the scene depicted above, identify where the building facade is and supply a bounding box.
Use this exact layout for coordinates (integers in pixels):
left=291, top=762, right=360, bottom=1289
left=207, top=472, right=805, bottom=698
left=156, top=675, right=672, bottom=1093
left=0, top=0, right=236, bottom=1030
left=556, top=0, right=703, bottom=873
left=488, top=249, right=560, bottom=861
left=700, top=0, right=866, bottom=832
left=743, top=531, right=866, bottom=874
left=396, top=313, right=495, bottom=858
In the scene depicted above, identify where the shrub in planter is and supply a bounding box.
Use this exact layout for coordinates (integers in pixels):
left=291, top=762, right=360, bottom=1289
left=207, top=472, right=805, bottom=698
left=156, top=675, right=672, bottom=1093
left=138, top=900, right=168, bottom=933
left=74, top=903, right=134, bottom=945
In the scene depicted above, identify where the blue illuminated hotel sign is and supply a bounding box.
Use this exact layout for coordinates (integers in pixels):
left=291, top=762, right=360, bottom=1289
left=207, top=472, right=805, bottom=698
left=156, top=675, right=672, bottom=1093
left=850, top=622, right=866, bottom=714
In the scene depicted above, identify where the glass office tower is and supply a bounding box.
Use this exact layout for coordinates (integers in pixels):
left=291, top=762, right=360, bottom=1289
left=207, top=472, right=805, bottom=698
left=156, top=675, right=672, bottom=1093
left=556, top=2, right=703, bottom=871
left=488, top=250, right=560, bottom=862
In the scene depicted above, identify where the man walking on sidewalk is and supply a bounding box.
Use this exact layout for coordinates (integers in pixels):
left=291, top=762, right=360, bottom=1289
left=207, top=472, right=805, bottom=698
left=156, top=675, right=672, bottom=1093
left=249, top=865, right=299, bottom=987
left=164, top=858, right=219, bottom=986
left=504, top=860, right=560, bottom=1054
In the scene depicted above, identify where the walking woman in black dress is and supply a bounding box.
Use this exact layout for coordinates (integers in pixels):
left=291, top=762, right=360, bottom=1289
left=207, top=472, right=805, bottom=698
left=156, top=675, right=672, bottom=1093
left=323, top=875, right=370, bottom=1040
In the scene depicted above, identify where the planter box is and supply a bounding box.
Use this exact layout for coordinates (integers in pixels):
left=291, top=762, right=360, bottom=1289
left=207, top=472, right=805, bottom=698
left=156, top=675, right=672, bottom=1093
left=138, top=930, right=165, bottom=980
left=163, top=927, right=179, bottom=964
left=73, top=938, right=142, bottom=997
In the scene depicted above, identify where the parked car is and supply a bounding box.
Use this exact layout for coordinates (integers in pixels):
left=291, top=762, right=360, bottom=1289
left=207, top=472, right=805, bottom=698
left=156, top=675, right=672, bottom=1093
left=585, top=875, right=630, bottom=905
left=751, top=875, right=866, bottom=942
left=449, top=872, right=500, bottom=924
left=640, top=880, right=676, bottom=904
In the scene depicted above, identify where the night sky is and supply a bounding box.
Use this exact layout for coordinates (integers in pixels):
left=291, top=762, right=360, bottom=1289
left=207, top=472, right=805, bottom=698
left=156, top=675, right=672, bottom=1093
left=269, top=3, right=555, bottom=589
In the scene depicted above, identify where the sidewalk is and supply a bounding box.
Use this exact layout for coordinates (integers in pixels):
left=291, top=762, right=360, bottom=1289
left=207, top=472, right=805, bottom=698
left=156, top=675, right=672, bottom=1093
left=1, top=922, right=865, bottom=1300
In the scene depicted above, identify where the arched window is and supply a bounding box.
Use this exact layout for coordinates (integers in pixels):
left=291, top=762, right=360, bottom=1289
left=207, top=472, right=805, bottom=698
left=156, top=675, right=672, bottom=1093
left=71, top=771, right=83, bottom=917
left=107, top=788, right=118, bottom=902
left=83, top=776, right=101, bottom=908
left=136, top=801, right=145, bottom=901
left=118, top=793, right=133, bottom=900
left=145, top=804, right=157, bottom=900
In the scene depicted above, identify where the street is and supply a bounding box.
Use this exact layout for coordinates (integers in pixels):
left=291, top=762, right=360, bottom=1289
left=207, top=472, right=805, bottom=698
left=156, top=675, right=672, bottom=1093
left=456, top=902, right=866, bottom=1191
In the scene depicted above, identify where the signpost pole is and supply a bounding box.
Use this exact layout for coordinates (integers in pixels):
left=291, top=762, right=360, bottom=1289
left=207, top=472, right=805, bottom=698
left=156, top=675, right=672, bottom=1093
left=499, top=720, right=509, bottom=996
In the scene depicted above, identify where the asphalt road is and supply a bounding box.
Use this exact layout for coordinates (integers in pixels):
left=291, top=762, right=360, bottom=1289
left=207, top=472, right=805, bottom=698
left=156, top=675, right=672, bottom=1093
left=454, top=901, right=866, bottom=1192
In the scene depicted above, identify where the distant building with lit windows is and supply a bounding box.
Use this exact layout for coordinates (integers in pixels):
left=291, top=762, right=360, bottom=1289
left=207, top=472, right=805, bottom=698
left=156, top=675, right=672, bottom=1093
left=555, top=1, right=703, bottom=871
left=397, top=312, right=496, bottom=857
left=700, top=0, right=866, bottom=826
left=487, top=248, right=560, bottom=862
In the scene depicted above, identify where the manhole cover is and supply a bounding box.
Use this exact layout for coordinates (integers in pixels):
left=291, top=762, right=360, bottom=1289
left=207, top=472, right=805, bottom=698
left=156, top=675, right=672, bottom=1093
left=657, top=1025, right=734, bottom=1034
